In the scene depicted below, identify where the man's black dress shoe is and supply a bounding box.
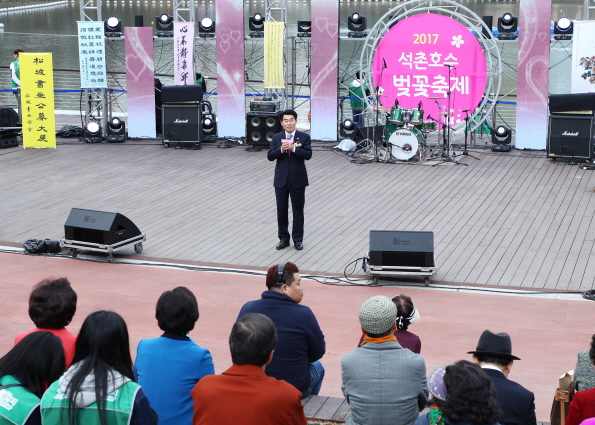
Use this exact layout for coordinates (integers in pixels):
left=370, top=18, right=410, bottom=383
left=294, top=242, right=303, bottom=250
left=276, top=240, right=290, bottom=250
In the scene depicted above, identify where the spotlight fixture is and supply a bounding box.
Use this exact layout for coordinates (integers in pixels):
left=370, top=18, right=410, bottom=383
left=155, top=13, right=174, bottom=37
left=491, top=125, right=512, bottom=151
left=104, top=16, right=122, bottom=37
left=199, top=17, right=215, bottom=38
left=297, top=20, right=311, bottom=37
left=106, top=117, right=127, bottom=142
left=497, top=13, right=518, bottom=40
left=348, top=12, right=367, bottom=38
left=340, top=118, right=358, bottom=139
left=554, top=17, right=573, bottom=40
left=249, top=13, right=265, bottom=37
left=84, top=119, right=102, bottom=143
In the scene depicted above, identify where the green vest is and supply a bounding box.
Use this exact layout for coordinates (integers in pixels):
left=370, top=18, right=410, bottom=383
left=11, top=60, right=20, bottom=89
left=0, top=375, right=40, bottom=425
left=41, top=380, right=140, bottom=425
left=349, top=81, right=368, bottom=109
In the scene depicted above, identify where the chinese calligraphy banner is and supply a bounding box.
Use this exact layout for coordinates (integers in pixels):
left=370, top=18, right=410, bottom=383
left=264, top=22, right=284, bottom=89
left=174, top=22, right=195, bottom=85
left=20, top=53, right=56, bottom=148
left=77, top=21, right=107, bottom=89
left=372, top=14, right=487, bottom=128
left=571, top=21, right=595, bottom=94
left=516, top=0, right=551, bottom=149
left=310, top=0, right=338, bottom=141
left=125, top=27, right=156, bottom=138
left=215, top=0, right=245, bottom=137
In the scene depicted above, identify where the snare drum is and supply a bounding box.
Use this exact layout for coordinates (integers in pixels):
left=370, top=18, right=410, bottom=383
left=388, top=107, right=406, bottom=125
left=409, top=108, right=424, bottom=125
left=422, top=121, right=437, bottom=131
left=387, top=127, right=424, bottom=161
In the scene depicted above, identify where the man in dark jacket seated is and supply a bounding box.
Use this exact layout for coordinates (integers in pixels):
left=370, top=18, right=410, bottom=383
left=237, top=262, right=326, bottom=398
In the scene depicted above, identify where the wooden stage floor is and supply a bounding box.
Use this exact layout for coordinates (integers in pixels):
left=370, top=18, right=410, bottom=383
left=1, top=134, right=595, bottom=290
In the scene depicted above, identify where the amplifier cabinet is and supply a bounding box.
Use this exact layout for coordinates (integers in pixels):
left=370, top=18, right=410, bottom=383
left=547, top=115, right=594, bottom=160
left=246, top=112, right=282, bottom=146
left=162, top=104, right=202, bottom=145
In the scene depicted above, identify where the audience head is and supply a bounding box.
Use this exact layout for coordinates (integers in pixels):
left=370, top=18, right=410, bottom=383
left=29, top=277, right=77, bottom=330
left=14, top=48, right=24, bottom=58
left=0, top=331, right=65, bottom=398
left=469, top=330, right=519, bottom=375
left=359, top=295, right=397, bottom=338
left=434, top=360, right=502, bottom=425
left=230, top=313, right=277, bottom=368
left=392, top=294, right=420, bottom=331
left=156, top=286, right=199, bottom=335
left=589, top=334, right=595, bottom=366
left=266, top=262, right=303, bottom=304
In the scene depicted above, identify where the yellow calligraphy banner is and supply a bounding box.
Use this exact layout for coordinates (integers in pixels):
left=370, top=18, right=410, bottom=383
left=264, top=22, right=285, bottom=89
left=20, top=53, right=56, bottom=148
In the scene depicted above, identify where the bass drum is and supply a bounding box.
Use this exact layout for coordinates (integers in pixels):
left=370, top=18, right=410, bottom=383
left=388, top=128, right=424, bottom=161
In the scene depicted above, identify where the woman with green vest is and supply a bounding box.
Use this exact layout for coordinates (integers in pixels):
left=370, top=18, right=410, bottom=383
left=41, top=311, right=157, bottom=425
left=0, top=331, right=66, bottom=425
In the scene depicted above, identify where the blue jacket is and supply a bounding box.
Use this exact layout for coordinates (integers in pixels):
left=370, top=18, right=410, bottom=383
left=237, top=291, right=325, bottom=392
left=134, top=334, right=215, bottom=425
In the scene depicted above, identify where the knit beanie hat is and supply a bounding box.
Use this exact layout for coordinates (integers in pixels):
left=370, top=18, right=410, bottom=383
left=359, top=295, right=397, bottom=335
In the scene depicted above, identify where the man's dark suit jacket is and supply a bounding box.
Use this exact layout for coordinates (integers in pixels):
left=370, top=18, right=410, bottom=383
left=483, top=368, right=536, bottom=425
left=267, top=130, right=312, bottom=188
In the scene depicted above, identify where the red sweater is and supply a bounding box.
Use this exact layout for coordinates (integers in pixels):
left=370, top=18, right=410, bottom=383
left=192, top=364, right=307, bottom=425
left=15, top=327, right=77, bottom=367
left=567, top=387, right=595, bottom=425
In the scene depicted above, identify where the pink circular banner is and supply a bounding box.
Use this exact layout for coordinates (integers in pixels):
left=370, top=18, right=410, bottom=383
left=372, top=13, right=487, bottom=127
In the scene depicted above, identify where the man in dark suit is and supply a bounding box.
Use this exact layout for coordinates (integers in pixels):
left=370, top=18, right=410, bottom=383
left=469, top=330, right=536, bottom=425
left=267, top=110, right=312, bottom=250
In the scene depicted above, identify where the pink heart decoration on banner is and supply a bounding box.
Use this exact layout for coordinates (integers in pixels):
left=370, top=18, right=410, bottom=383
left=311, top=42, right=318, bottom=54
left=538, top=32, right=547, bottom=42
left=326, top=22, right=338, bottom=37
left=219, top=33, right=230, bottom=53
left=230, top=30, right=242, bottom=44
left=315, top=17, right=328, bottom=33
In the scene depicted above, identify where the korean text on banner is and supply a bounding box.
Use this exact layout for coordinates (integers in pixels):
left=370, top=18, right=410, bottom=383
left=77, top=21, right=107, bottom=89
left=20, top=53, right=56, bottom=148
left=264, top=22, right=285, bottom=89
left=174, top=22, right=195, bottom=85
left=571, top=21, right=595, bottom=94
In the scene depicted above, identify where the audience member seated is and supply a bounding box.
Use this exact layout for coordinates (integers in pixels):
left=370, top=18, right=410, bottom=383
left=342, top=295, right=428, bottom=425
left=41, top=311, right=158, bottom=425
left=415, top=361, right=502, bottom=425
left=566, top=385, right=595, bottom=425
left=573, top=334, right=595, bottom=392
left=237, top=262, right=326, bottom=398
left=134, top=287, right=214, bottom=425
left=191, top=313, right=307, bottom=425
left=357, top=294, right=422, bottom=353
left=469, top=330, right=536, bottom=425
left=0, top=332, right=65, bottom=425
left=15, top=277, right=77, bottom=367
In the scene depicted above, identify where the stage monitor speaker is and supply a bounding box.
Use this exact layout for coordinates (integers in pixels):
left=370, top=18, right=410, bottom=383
left=162, top=104, right=202, bottom=144
left=547, top=115, right=594, bottom=161
left=481, top=16, right=493, bottom=39
left=0, top=130, right=18, bottom=149
left=369, top=230, right=434, bottom=268
left=0, top=108, right=19, bottom=127
left=246, top=112, right=282, bottom=146
left=161, top=85, right=203, bottom=103
left=64, top=208, right=142, bottom=245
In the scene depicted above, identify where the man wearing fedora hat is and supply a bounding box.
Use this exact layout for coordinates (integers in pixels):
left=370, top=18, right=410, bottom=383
left=469, top=330, right=536, bottom=425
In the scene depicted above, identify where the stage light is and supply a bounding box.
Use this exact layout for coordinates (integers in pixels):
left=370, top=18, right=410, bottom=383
left=554, top=17, right=573, bottom=40
left=199, top=17, right=215, bottom=37
left=104, top=17, right=122, bottom=37
left=497, top=13, right=518, bottom=40
left=155, top=13, right=173, bottom=37
left=491, top=125, right=512, bottom=151
left=348, top=12, right=367, bottom=38
left=249, top=13, right=265, bottom=37
left=84, top=119, right=102, bottom=143
left=106, top=117, right=127, bottom=142
left=340, top=119, right=358, bottom=139
left=297, top=20, right=311, bottom=37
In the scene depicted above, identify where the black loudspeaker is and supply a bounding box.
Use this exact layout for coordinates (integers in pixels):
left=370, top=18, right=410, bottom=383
left=64, top=208, right=142, bottom=245
left=482, top=16, right=493, bottom=39
left=0, top=130, right=19, bottom=149
left=161, top=85, right=203, bottom=103
left=369, top=230, right=435, bottom=268
left=246, top=112, right=281, bottom=146
left=162, top=104, right=202, bottom=144
left=135, top=15, right=144, bottom=27
left=0, top=108, right=19, bottom=127
left=547, top=115, right=594, bottom=160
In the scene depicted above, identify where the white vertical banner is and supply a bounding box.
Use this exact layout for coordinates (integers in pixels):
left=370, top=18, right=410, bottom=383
left=174, top=22, right=195, bottom=85
left=571, top=21, right=595, bottom=94
left=77, top=21, right=107, bottom=88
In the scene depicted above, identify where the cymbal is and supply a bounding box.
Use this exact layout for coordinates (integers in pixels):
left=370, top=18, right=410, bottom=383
left=376, top=94, right=390, bottom=97
left=370, top=105, right=391, bottom=110
left=428, top=97, right=445, bottom=99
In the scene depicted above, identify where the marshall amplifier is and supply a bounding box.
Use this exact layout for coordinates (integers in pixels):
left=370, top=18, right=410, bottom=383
left=161, top=85, right=203, bottom=104
left=549, top=93, right=595, bottom=116
left=162, top=104, right=202, bottom=145
left=547, top=115, right=594, bottom=161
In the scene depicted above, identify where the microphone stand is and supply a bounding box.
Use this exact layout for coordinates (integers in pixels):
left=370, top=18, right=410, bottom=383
left=560, top=145, right=577, bottom=165
left=461, top=109, right=479, bottom=160
left=372, top=59, right=387, bottom=163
